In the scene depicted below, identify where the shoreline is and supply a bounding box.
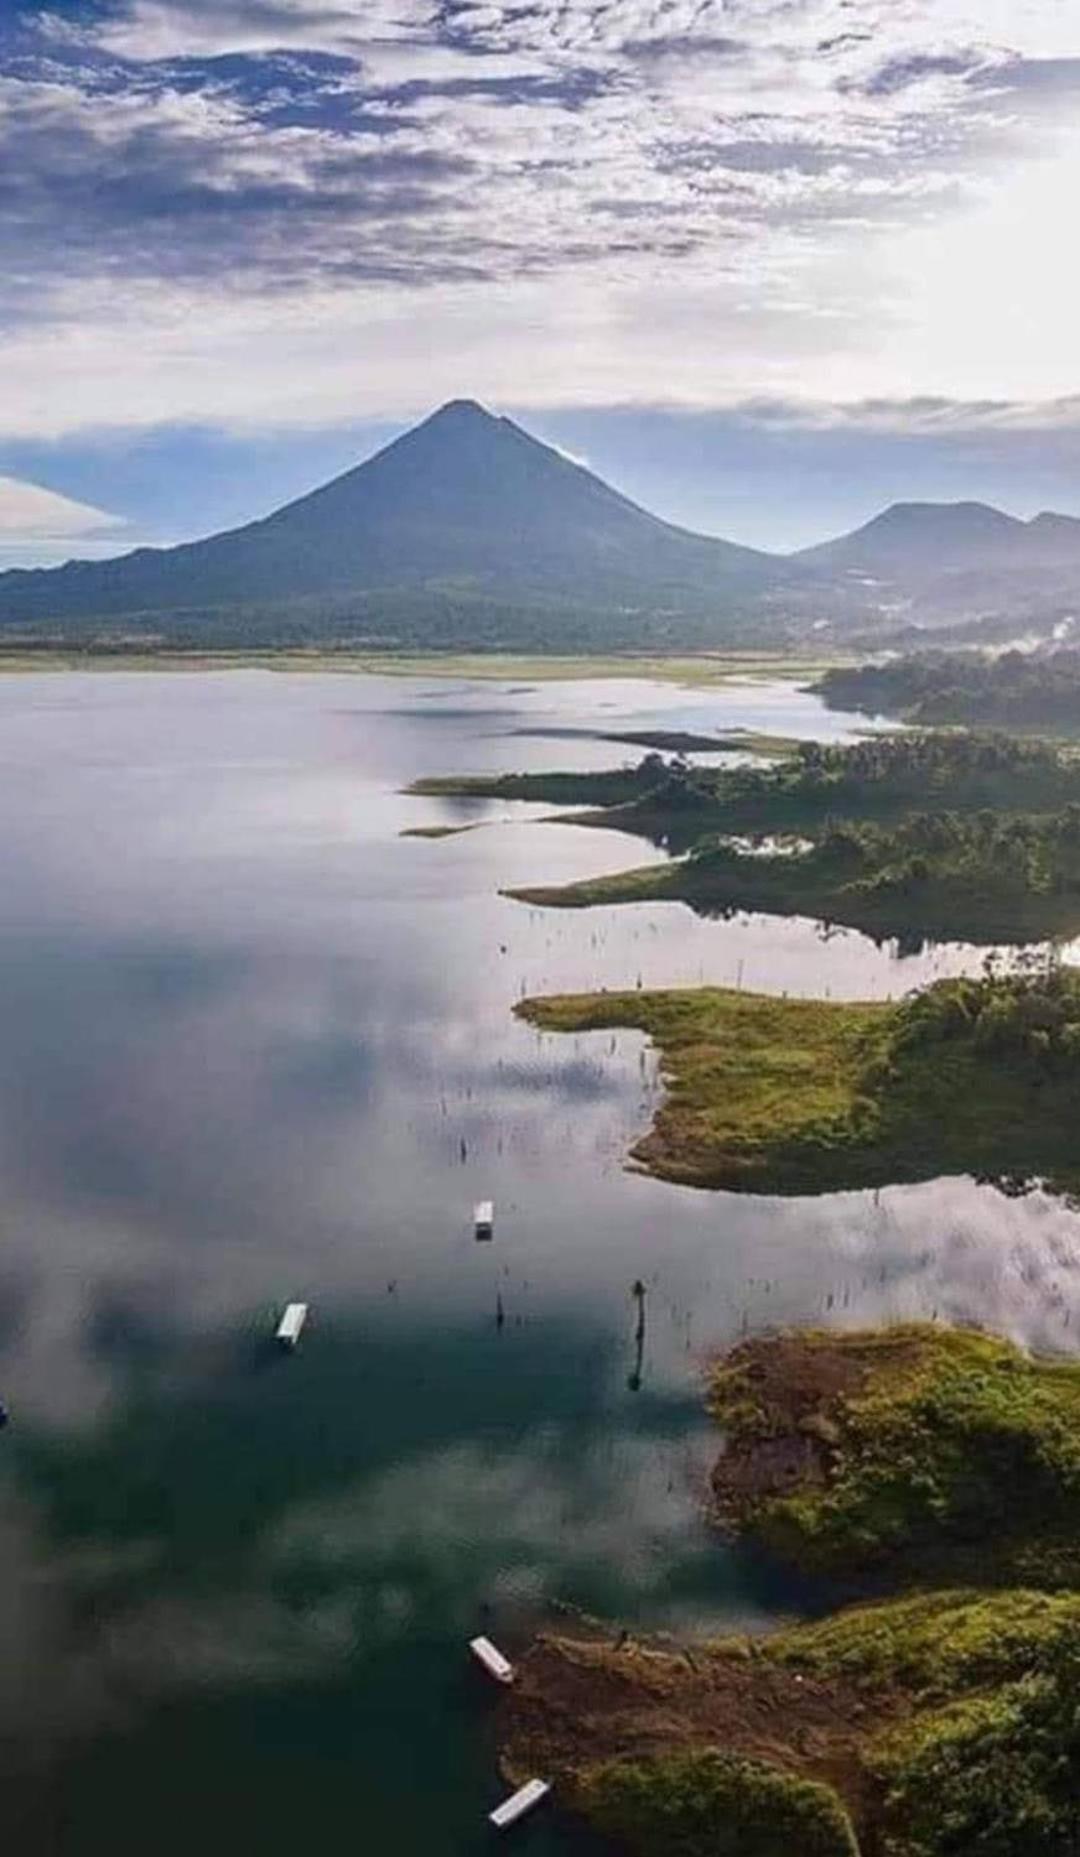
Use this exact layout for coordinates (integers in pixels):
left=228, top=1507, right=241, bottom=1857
left=498, top=1323, right=1080, bottom=1857
left=0, top=647, right=837, bottom=683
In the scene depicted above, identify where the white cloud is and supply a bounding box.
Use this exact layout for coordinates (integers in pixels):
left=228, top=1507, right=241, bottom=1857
left=0, top=477, right=125, bottom=568
left=5, top=0, right=1080, bottom=439
left=0, top=476, right=122, bottom=538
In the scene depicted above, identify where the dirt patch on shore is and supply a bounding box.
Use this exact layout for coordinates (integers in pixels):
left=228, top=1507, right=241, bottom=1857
left=707, top=1330, right=924, bottom=1525
left=499, top=1631, right=898, bottom=1848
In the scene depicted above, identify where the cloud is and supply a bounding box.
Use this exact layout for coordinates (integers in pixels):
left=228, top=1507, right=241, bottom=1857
left=0, top=474, right=125, bottom=563
left=0, top=1, right=1077, bottom=439
left=0, top=475, right=120, bottom=536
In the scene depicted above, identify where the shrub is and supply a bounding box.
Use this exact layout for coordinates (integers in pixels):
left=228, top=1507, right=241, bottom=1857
left=581, top=1748, right=859, bottom=1857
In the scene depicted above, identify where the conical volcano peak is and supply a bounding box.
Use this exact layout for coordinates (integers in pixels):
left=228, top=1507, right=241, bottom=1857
left=0, top=398, right=774, bottom=636
left=422, top=397, right=500, bottom=430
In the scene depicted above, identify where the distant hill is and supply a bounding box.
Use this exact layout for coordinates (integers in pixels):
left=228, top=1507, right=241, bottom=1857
left=795, top=501, right=1080, bottom=630
left=2, top=408, right=1079, bottom=650
left=0, top=400, right=781, bottom=648
left=796, top=501, right=1028, bottom=574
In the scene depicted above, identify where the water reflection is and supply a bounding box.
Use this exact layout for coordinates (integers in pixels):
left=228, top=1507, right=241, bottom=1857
left=0, top=670, right=1076, bottom=1854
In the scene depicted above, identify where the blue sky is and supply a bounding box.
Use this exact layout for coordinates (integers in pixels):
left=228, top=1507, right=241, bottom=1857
left=2, top=0, right=1080, bottom=563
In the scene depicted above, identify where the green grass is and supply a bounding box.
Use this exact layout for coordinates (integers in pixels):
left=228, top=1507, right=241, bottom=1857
left=769, top=1586, right=1080, bottom=1693
left=708, top=1325, right=1080, bottom=1585
left=518, top=967, right=1080, bottom=1194
left=581, top=1749, right=859, bottom=1857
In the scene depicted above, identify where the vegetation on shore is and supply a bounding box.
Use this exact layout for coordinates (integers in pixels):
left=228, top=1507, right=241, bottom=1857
left=517, top=964, right=1080, bottom=1193
left=409, top=762, right=660, bottom=808
left=816, top=649, right=1080, bottom=733
left=415, top=732, right=1080, bottom=854
left=503, top=1583, right=1080, bottom=1857
left=508, top=805, right=1080, bottom=944
left=708, top=1325, right=1080, bottom=1585
left=582, top=1749, right=859, bottom=1857
left=416, top=733, right=1080, bottom=947
left=500, top=1325, right=1080, bottom=1856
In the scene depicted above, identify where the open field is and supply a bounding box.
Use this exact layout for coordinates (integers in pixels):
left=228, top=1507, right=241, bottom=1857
left=0, top=646, right=842, bottom=682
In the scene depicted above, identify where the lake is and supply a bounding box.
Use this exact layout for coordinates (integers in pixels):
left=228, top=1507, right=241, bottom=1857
left=1, top=669, right=1079, bottom=1854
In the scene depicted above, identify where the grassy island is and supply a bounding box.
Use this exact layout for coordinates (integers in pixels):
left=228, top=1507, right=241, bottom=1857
left=518, top=966, right=1080, bottom=1194
left=500, top=1324, right=1080, bottom=1857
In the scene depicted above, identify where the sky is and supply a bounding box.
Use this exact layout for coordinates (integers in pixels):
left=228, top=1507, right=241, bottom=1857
left=1, top=0, right=1080, bottom=563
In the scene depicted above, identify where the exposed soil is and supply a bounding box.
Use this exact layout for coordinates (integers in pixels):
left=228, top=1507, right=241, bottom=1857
left=707, top=1331, right=903, bottom=1523
left=499, top=1631, right=900, bottom=1850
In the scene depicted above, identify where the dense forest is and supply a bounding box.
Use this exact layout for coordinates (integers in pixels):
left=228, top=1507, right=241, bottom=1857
left=817, top=648, right=1080, bottom=731
left=0, top=583, right=791, bottom=655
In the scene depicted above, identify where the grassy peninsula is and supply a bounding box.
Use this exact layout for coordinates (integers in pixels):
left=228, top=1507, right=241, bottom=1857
left=500, top=1325, right=1080, bottom=1857
left=518, top=966, right=1080, bottom=1193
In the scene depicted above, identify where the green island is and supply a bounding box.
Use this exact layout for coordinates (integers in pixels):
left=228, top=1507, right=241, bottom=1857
left=500, top=1325, right=1080, bottom=1857
left=517, top=965, right=1080, bottom=1194
left=816, top=649, right=1080, bottom=735
left=399, top=821, right=481, bottom=839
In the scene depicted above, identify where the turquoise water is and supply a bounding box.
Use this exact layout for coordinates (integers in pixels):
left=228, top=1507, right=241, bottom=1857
left=0, top=670, right=1078, bottom=1853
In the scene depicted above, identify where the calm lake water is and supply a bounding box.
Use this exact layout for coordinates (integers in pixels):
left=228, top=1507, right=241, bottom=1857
left=1, top=669, right=1080, bottom=1854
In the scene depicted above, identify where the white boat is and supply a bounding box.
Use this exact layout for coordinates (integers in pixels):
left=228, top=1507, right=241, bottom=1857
left=275, top=1302, right=308, bottom=1349
left=489, top=1779, right=550, bottom=1831
left=474, top=1200, right=494, bottom=1239
left=469, top=1635, right=514, bottom=1685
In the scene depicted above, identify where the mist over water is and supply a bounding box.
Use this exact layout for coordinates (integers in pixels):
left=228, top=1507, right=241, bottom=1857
left=0, top=669, right=1078, bottom=1854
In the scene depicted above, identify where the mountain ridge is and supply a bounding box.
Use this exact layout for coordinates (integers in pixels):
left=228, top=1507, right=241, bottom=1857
left=2, top=401, right=1079, bottom=647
